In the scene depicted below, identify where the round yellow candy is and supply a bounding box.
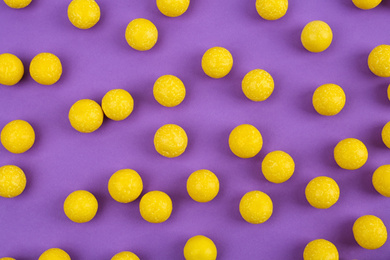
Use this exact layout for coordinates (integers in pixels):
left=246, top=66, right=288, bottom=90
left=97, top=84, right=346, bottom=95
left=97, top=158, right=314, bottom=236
left=229, top=124, right=263, bottom=158
left=187, top=169, right=219, bottom=203
left=29, top=53, right=62, bottom=85
left=312, top=84, right=346, bottom=116
left=255, top=0, right=288, bottom=20
left=242, top=69, right=274, bottom=102
left=0, top=53, right=24, bottom=86
left=0, top=258, right=15, bottom=260
left=387, top=84, right=390, bottom=101
left=108, top=169, right=143, bottom=203
left=102, top=89, right=134, bottom=121
left=3, top=0, right=31, bottom=8
left=201, top=47, right=233, bottom=79
left=68, top=0, right=100, bottom=29
left=184, top=235, right=217, bottom=260
left=334, top=138, right=368, bottom=170
left=139, top=191, right=172, bottom=223
left=157, top=0, right=190, bottom=17
left=301, top=21, right=333, bottom=53
left=125, top=18, right=158, bottom=51
left=153, top=75, right=186, bottom=107
left=63, top=190, right=98, bottom=223
left=305, top=176, right=340, bottom=209
left=303, top=239, right=339, bottom=260
left=372, top=165, right=390, bottom=197
left=352, top=0, right=381, bottom=9
left=353, top=215, right=387, bottom=249
left=68, top=99, right=104, bottom=133
left=368, top=45, right=390, bottom=77
left=239, top=190, right=273, bottom=224
left=154, top=124, right=188, bottom=158
left=382, top=122, right=390, bottom=149
left=262, top=151, right=295, bottom=183
left=0, top=165, right=26, bottom=198
left=111, top=251, right=140, bottom=260
left=39, top=248, right=71, bottom=260
left=1, top=119, right=35, bottom=154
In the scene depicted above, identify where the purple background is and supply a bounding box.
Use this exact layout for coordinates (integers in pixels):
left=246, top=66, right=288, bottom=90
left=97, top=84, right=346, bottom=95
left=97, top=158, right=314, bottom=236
left=1, top=0, right=390, bottom=259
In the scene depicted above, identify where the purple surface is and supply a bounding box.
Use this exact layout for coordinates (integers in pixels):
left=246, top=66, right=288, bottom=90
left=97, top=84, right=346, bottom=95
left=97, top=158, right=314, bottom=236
left=1, top=0, right=390, bottom=259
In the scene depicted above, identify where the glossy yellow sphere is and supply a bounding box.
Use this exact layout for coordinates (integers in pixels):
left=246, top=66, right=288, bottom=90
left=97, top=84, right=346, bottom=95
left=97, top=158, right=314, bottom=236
left=68, top=99, right=104, bottom=133
left=239, top=190, right=273, bottom=224
left=102, top=89, right=134, bottom=121
left=154, top=124, right=188, bottom=158
left=303, top=239, right=339, bottom=260
left=111, top=251, right=140, bottom=260
left=139, top=191, right=172, bottom=223
left=305, top=176, right=340, bottom=209
left=312, top=84, right=346, bottom=116
left=30, top=53, right=62, bottom=85
left=334, top=138, right=368, bottom=170
left=255, top=0, right=288, bottom=20
left=0, top=53, right=24, bottom=85
left=38, top=248, right=71, bottom=260
left=108, top=169, right=143, bottom=203
left=242, top=69, right=274, bottom=101
left=301, top=21, right=333, bottom=53
left=229, top=124, right=263, bottom=158
left=353, top=215, right=387, bottom=249
left=201, top=47, right=233, bottom=79
left=68, top=0, right=100, bottom=29
left=368, top=45, right=390, bottom=77
left=1, top=119, right=35, bottom=154
left=125, top=18, right=158, bottom=51
left=372, top=165, right=390, bottom=197
left=157, top=0, right=190, bottom=17
left=352, top=0, right=381, bottom=9
left=0, top=165, right=26, bottom=198
left=184, top=235, right=217, bottom=260
left=154, top=75, right=186, bottom=107
left=381, top=121, right=390, bottom=149
left=262, top=151, right=295, bottom=183
left=63, top=190, right=98, bottom=223
left=3, top=0, right=31, bottom=8
left=187, top=169, right=219, bottom=202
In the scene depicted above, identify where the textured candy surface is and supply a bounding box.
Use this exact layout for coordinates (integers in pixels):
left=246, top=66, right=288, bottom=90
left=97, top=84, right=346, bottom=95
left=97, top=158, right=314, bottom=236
left=303, top=239, right=339, bottom=260
left=0, top=53, right=24, bottom=85
left=372, top=165, right=390, bottom=197
left=63, top=190, right=98, bottom=223
left=1, top=120, right=35, bottom=154
left=3, top=0, right=31, bottom=8
left=301, top=21, right=333, bottom=53
left=153, top=75, right=186, bottom=107
left=239, top=190, right=273, bottom=224
left=201, top=47, right=233, bottom=79
left=108, top=169, right=143, bottom=203
left=102, top=89, right=134, bottom=121
left=334, top=138, right=368, bottom=170
left=262, top=150, right=295, bottom=183
left=312, top=84, right=346, bottom=116
left=157, top=0, right=190, bottom=17
left=0, top=165, right=26, bottom=198
left=352, top=0, right=381, bottom=9
left=125, top=19, right=158, bottom=51
left=353, top=215, right=387, bottom=249
left=184, top=235, right=217, bottom=260
left=154, top=124, right=188, bottom=158
left=68, top=99, right=103, bottom=133
left=187, top=169, right=219, bottom=202
left=305, top=176, right=340, bottom=209
left=139, top=191, right=172, bottom=223
left=67, top=0, right=100, bottom=29
left=368, top=45, right=390, bottom=77
left=255, top=0, right=288, bottom=20
left=38, top=248, right=71, bottom=260
left=111, top=251, right=140, bottom=260
left=29, top=53, right=62, bottom=85
left=242, top=69, right=274, bottom=102
left=229, top=124, right=262, bottom=158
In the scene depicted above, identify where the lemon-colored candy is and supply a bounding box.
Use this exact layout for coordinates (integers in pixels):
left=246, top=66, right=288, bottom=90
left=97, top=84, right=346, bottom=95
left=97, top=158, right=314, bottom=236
left=255, top=0, right=288, bottom=20
left=388, top=84, right=390, bottom=101
left=187, top=169, right=219, bottom=203
left=111, top=251, right=140, bottom=260
left=353, top=215, right=387, bottom=249
left=108, top=169, right=143, bottom=203
left=39, top=248, right=71, bottom=260
left=0, top=258, right=15, bottom=260
left=372, top=165, right=390, bottom=197
left=68, top=99, right=103, bottom=133
left=68, top=0, right=100, bottom=29
left=305, top=176, right=340, bottom=209
left=3, top=0, right=31, bottom=8
left=139, top=191, right=172, bottom=223
left=184, top=235, right=217, bottom=260
left=303, top=239, right=339, bottom=260
left=229, top=124, right=263, bottom=158
left=154, top=124, right=188, bottom=158
left=242, top=69, right=274, bottom=101
left=239, top=190, right=273, bottom=224
left=352, top=0, right=381, bottom=9
left=301, top=21, right=333, bottom=53
left=382, top=122, right=390, bottom=148
left=64, top=190, right=98, bottom=223
left=102, top=89, right=134, bottom=121
left=262, top=151, right=295, bottom=183
left=125, top=18, right=158, bottom=51
left=30, top=53, right=62, bottom=85
left=202, top=47, right=233, bottom=79
left=368, top=45, right=390, bottom=77
left=157, top=0, right=190, bottom=17
left=0, top=165, right=26, bottom=198
left=0, top=53, right=24, bottom=86
left=312, top=84, right=346, bottom=116
left=1, top=120, right=35, bottom=154
left=153, top=75, right=186, bottom=107
left=334, top=138, right=368, bottom=170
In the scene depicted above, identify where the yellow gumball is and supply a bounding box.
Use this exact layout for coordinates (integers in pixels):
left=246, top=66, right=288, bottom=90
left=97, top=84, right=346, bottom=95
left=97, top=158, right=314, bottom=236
left=242, top=69, right=274, bottom=101
left=0, top=165, right=26, bottom=198
left=184, top=235, right=217, bottom=260
left=262, top=151, right=295, bottom=183
left=68, top=0, right=100, bottom=29
left=102, top=89, right=134, bottom=121
left=29, top=53, right=62, bottom=85
left=372, top=165, right=390, bottom=197
left=312, top=84, right=346, bottom=116
left=68, top=99, right=103, bottom=133
left=353, top=215, right=387, bottom=249
left=229, top=124, right=263, bottom=158
left=63, top=190, right=98, bottom=223
left=3, top=0, right=31, bottom=8
left=139, top=191, right=172, bottom=223
left=352, top=0, right=381, bottom=9
left=0, top=53, right=24, bottom=86
left=303, top=239, right=339, bottom=260
left=39, top=248, right=71, bottom=260
left=301, top=21, right=333, bottom=53
left=305, top=176, right=340, bottom=209
left=201, top=47, right=233, bottom=79
left=154, top=124, right=188, bottom=158
left=255, top=0, right=288, bottom=20
left=108, top=169, right=143, bottom=203
left=111, top=251, right=140, bottom=260
left=187, top=169, right=219, bottom=202
left=153, top=75, right=186, bottom=107
left=382, top=122, right=390, bottom=149
left=125, top=18, right=158, bottom=51
left=387, top=84, right=390, bottom=101
left=368, top=45, right=390, bottom=77
left=0, top=258, right=15, bottom=260
left=239, top=190, right=273, bottom=224
left=157, top=0, right=190, bottom=17
left=334, top=138, right=368, bottom=170
left=1, top=120, right=35, bottom=154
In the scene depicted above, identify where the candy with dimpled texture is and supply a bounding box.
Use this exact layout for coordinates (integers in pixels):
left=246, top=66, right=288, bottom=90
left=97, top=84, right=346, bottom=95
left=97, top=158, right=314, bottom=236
left=368, top=45, right=390, bottom=77
left=0, top=165, right=26, bottom=198
left=184, top=235, right=217, bottom=260
left=154, top=124, right=188, bottom=158
left=187, top=169, right=219, bottom=202
left=30, top=53, right=62, bottom=85
left=312, top=84, right=346, bottom=116
left=111, top=251, right=140, bottom=260
left=63, top=190, right=98, bottom=223
left=1, top=119, right=35, bottom=154
left=125, top=18, right=158, bottom=51
left=352, top=0, right=381, bottom=9
left=381, top=121, right=390, bottom=149
left=334, top=138, right=368, bottom=170
left=303, top=239, right=339, bottom=260
left=68, top=99, right=104, bottom=133
left=229, top=124, right=263, bottom=158
left=305, top=176, right=340, bottom=209
left=242, top=69, right=274, bottom=102
left=0, top=53, right=24, bottom=85
left=157, top=0, right=190, bottom=17
left=38, top=248, right=71, bottom=260
left=153, top=75, right=186, bottom=107
left=353, top=215, right=387, bottom=249
left=372, top=165, right=390, bottom=197
left=255, top=0, right=288, bottom=20
left=239, top=190, right=273, bottom=224
left=139, top=191, right=172, bottom=223
left=201, top=47, right=233, bottom=79
left=68, top=0, right=100, bottom=29
left=102, top=89, right=134, bottom=121
left=301, top=21, right=333, bottom=53
left=108, top=169, right=143, bottom=203
left=262, top=151, right=295, bottom=183
left=3, top=0, right=31, bottom=8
